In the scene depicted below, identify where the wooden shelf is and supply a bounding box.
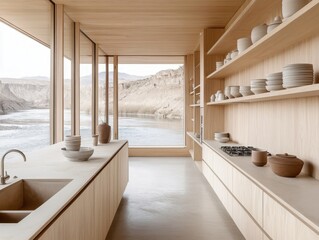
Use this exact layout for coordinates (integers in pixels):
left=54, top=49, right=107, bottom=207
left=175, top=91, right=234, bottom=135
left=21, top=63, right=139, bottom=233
left=195, top=63, right=200, bottom=69
left=190, top=104, right=200, bottom=107
left=206, top=84, right=319, bottom=105
left=207, top=0, right=281, bottom=55
left=194, top=84, right=200, bottom=90
left=207, top=0, right=319, bottom=79
left=196, top=92, right=200, bottom=96
left=187, top=132, right=202, bottom=147
left=190, top=91, right=194, bottom=95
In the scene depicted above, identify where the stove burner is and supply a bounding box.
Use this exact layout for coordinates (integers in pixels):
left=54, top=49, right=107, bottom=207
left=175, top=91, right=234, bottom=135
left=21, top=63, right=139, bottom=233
left=220, top=146, right=254, bottom=157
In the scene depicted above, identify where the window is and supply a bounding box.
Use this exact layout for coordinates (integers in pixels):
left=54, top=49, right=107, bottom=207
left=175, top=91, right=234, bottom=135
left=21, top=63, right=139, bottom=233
left=80, top=32, right=93, bottom=138
left=64, top=13, right=74, bottom=137
left=0, top=0, right=53, bottom=153
left=117, top=59, right=185, bottom=146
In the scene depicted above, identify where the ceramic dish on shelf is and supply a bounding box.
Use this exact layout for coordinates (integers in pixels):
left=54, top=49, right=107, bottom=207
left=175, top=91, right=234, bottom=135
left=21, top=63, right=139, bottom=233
left=282, top=0, right=310, bottom=19
left=61, top=147, right=94, bottom=162
left=251, top=24, right=267, bottom=44
left=237, top=37, right=252, bottom=53
left=267, top=16, right=282, bottom=33
left=282, top=63, right=314, bottom=88
left=215, top=137, right=230, bottom=143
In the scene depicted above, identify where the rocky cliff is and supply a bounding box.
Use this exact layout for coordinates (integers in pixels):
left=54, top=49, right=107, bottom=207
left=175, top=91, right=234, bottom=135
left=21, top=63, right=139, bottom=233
left=0, top=66, right=184, bottom=119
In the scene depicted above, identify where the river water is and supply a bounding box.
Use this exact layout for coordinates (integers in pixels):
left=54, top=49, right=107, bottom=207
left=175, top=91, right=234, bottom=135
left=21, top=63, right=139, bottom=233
left=0, top=109, right=184, bottom=154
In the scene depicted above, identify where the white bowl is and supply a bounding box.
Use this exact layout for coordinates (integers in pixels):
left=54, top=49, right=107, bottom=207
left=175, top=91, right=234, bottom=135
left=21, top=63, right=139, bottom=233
left=282, top=0, right=310, bottom=19
left=214, top=132, right=229, bottom=138
left=251, top=24, right=267, bottom=43
left=61, top=147, right=94, bottom=162
left=237, top=38, right=252, bottom=53
left=215, top=137, right=230, bottom=143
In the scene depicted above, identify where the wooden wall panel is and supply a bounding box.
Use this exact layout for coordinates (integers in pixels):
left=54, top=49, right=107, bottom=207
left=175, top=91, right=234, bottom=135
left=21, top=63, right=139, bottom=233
left=223, top=33, right=319, bottom=178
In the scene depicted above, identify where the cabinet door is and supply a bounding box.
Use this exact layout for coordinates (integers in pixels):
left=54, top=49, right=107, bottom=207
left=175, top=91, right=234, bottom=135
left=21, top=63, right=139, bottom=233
left=232, top=198, right=263, bottom=240
left=38, top=183, right=95, bottom=240
left=263, top=193, right=319, bottom=240
left=202, top=161, right=214, bottom=188
left=202, top=144, right=214, bottom=170
left=94, top=164, right=110, bottom=240
left=118, top=143, right=129, bottom=201
left=232, top=167, right=263, bottom=225
left=109, top=154, right=118, bottom=220
left=212, top=170, right=232, bottom=216
left=213, top=152, right=232, bottom=191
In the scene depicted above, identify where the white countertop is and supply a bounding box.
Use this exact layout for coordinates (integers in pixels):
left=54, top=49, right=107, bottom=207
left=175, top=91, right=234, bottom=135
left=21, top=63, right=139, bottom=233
left=0, top=140, right=127, bottom=240
left=203, top=139, right=319, bottom=233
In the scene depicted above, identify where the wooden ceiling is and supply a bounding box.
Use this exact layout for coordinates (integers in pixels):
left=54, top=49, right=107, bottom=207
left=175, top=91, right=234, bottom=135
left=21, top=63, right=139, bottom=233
left=53, top=0, right=245, bottom=56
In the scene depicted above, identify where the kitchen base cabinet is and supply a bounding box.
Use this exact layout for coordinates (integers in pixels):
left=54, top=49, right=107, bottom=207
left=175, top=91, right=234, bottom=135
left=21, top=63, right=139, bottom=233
left=232, top=197, right=263, bottom=240
left=263, top=193, right=319, bottom=240
left=232, top=167, right=263, bottom=226
left=37, top=144, right=129, bottom=240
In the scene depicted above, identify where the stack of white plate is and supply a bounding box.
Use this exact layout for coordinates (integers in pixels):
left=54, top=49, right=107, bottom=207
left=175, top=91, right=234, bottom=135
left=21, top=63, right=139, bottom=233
left=239, top=86, right=254, bottom=96
left=283, top=63, right=314, bottom=88
left=214, top=132, right=230, bottom=143
left=251, top=79, right=268, bottom=94
left=230, top=86, right=241, bottom=98
left=216, top=61, right=223, bottom=70
left=266, top=72, right=284, bottom=91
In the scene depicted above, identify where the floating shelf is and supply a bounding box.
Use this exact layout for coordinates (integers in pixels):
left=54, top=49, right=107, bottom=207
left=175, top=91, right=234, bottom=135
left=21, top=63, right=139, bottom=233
left=206, top=84, right=319, bottom=105
left=207, top=0, right=319, bottom=79
left=187, top=132, right=202, bottom=147
left=190, top=91, right=194, bottom=95
left=195, top=63, right=200, bottom=69
left=196, top=92, right=200, bottom=96
left=190, top=104, right=200, bottom=107
left=207, top=0, right=281, bottom=55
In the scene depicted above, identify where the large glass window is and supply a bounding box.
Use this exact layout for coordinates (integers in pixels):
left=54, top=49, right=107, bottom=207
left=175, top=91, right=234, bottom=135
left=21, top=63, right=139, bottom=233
left=80, top=32, right=93, bottom=138
left=64, top=13, right=74, bottom=137
left=118, top=60, right=185, bottom=146
left=0, top=0, right=53, bottom=153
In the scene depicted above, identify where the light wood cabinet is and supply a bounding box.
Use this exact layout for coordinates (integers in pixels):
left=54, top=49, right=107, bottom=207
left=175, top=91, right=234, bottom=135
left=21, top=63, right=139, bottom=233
left=37, top=144, right=129, bottom=240
left=232, top=196, right=263, bottom=240
left=263, top=193, right=319, bottom=240
left=202, top=143, right=214, bottom=170
left=232, top=167, right=263, bottom=226
left=212, top=152, right=232, bottom=191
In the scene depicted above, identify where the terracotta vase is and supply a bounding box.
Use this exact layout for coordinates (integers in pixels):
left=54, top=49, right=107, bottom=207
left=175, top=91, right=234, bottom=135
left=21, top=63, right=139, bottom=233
left=98, top=123, right=111, bottom=144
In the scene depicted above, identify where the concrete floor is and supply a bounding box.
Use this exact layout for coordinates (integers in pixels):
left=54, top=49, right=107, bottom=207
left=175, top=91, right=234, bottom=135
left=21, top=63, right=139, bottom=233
left=106, top=157, right=244, bottom=240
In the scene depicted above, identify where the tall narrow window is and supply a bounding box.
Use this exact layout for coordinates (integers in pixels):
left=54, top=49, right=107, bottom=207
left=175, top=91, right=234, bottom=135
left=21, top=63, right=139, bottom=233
left=118, top=57, right=185, bottom=146
left=98, top=51, right=106, bottom=123
left=64, top=13, right=74, bottom=137
left=80, top=32, right=93, bottom=138
left=0, top=0, right=53, bottom=153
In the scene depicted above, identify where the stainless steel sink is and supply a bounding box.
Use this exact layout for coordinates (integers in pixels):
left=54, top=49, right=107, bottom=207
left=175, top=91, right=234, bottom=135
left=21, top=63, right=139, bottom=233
left=0, top=210, right=31, bottom=223
left=0, top=179, right=72, bottom=211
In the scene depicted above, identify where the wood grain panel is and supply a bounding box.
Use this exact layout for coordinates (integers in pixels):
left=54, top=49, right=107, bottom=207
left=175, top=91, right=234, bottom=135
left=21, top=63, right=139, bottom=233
left=49, top=0, right=244, bottom=55
left=223, top=32, right=319, bottom=179
left=263, top=193, right=319, bottom=240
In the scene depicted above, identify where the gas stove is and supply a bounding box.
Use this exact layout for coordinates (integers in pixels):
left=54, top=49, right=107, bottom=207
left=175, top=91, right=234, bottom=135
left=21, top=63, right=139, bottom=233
left=220, top=146, right=254, bottom=157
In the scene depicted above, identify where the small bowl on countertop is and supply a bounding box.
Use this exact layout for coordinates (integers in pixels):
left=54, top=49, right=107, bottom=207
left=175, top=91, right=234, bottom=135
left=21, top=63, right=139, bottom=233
left=61, top=147, right=94, bottom=162
left=215, top=137, right=230, bottom=143
left=268, top=153, right=304, bottom=177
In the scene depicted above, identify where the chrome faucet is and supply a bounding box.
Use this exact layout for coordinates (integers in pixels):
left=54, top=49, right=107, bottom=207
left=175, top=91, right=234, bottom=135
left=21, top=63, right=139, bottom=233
left=1, top=149, right=26, bottom=184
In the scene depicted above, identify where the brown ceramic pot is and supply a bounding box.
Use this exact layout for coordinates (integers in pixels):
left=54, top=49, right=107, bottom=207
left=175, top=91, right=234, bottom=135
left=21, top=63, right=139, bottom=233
left=97, top=123, right=111, bottom=144
left=268, top=153, right=304, bottom=178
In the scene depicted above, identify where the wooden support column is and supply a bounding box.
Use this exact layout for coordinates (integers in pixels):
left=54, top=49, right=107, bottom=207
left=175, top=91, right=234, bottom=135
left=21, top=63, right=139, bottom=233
left=92, top=43, right=99, bottom=135
left=113, top=56, right=118, bottom=140
left=105, top=56, right=109, bottom=124
left=73, top=22, right=80, bottom=136
left=53, top=4, right=64, bottom=143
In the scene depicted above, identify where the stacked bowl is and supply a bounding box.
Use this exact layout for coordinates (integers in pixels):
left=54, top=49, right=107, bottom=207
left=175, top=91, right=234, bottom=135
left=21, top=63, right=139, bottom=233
left=266, top=72, right=284, bottom=91
left=216, top=61, right=223, bottom=70
left=282, top=63, right=314, bottom=88
left=251, top=79, right=268, bottom=94
left=239, top=86, right=254, bottom=96
left=65, top=135, right=81, bottom=151
left=230, top=86, right=241, bottom=98
left=225, top=86, right=232, bottom=99
left=237, top=38, right=252, bottom=53
left=214, top=132, right=230, bottom=143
